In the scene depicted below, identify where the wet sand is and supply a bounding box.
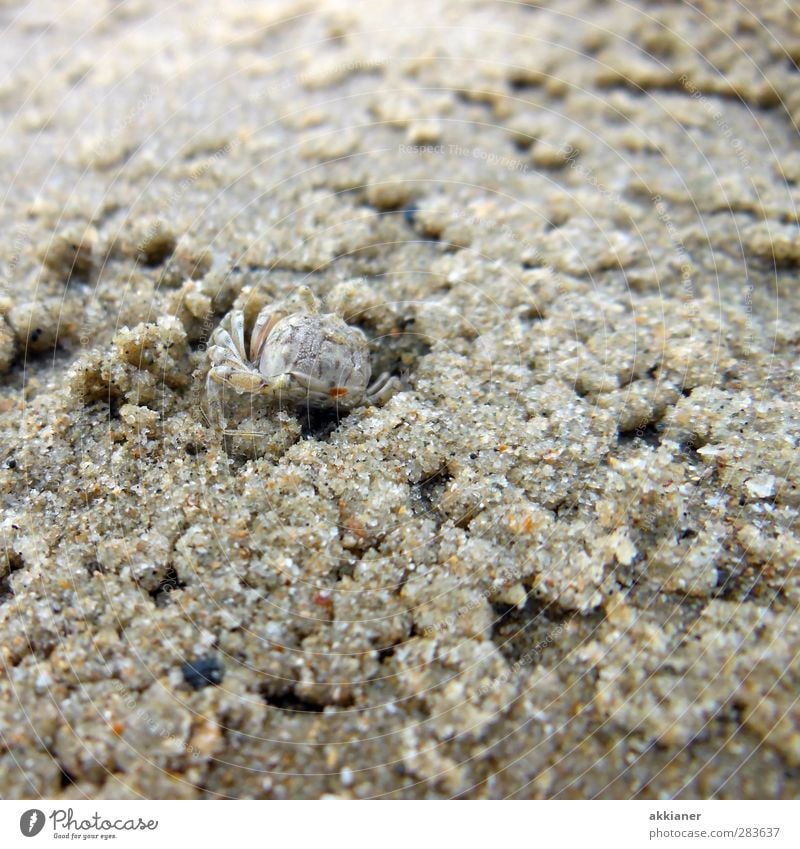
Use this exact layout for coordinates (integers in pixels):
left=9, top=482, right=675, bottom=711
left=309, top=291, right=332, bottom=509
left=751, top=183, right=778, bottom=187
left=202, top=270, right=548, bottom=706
left=1, top=0, right=799, bottom=798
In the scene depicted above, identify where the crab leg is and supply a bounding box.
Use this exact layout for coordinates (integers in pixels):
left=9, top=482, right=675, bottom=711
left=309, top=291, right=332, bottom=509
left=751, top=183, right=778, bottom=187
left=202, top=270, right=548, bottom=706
left=217, top=310, right=248, bottom=361
left=250, top=310, right=284, bottom=362
left=367, top=372, right=401, bottom=405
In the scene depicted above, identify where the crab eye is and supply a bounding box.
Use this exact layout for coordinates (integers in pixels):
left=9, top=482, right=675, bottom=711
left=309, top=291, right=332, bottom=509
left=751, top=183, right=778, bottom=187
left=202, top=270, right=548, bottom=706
left=329, top=386, right=348, bottom=398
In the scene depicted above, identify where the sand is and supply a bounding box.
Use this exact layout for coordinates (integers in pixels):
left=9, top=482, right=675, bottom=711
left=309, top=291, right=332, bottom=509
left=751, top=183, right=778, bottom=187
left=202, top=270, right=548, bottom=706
left=0, top=0, right=799, bottom=798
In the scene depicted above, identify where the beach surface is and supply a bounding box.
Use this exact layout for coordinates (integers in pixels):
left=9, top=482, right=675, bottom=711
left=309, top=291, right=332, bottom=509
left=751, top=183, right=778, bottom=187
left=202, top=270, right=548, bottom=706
left=1, top=0, right=799, bottom=798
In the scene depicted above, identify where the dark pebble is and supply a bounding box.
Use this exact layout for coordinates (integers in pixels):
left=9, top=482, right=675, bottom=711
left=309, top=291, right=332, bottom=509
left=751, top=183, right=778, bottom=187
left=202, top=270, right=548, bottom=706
left=182, top=656, right=225, bottom=690
left=403, top=202, right=418, bottom=226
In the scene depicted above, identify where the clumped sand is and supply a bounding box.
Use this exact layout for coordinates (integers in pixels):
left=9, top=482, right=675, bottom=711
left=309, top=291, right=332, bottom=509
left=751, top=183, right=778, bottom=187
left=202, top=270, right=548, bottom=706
left=1, top=0, right=799, bottom=798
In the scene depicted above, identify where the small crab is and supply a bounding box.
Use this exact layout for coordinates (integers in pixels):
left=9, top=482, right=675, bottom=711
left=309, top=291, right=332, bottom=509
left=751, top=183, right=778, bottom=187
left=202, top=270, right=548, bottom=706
left=206, top=287, right=399, bottom=425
